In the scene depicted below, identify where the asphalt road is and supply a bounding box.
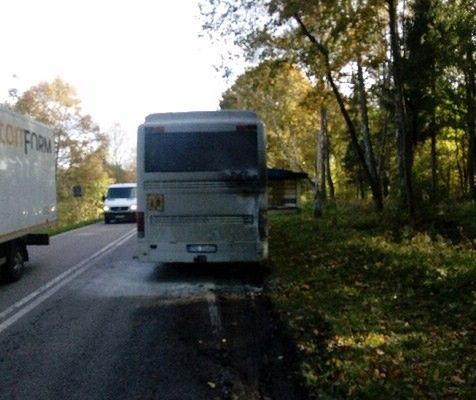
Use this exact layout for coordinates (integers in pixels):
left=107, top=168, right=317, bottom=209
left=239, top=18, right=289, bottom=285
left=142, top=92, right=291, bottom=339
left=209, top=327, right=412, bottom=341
left=0, top=223, right=301, bottom=400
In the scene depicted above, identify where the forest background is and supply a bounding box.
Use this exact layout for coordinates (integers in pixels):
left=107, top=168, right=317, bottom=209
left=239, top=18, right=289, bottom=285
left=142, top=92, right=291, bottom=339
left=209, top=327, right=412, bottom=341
left=202, top=0, right=475, bottom=222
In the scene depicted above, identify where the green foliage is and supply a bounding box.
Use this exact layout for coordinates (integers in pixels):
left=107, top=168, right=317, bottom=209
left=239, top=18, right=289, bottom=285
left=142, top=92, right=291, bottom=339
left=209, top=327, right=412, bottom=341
left=107, top=163, right=136, bottom=184
left=14, top=78, right=107, bottom=170
left=56, top=151, right=111, bottom=226
left=12, top=78, right=123, bottom=229
left=404, top=0, right=438, bottom=146
left=268, top=202, right=476, bottom=399
left=221, top=60, right=318, bottom=174
left=202, top=0, right=476, bottom=211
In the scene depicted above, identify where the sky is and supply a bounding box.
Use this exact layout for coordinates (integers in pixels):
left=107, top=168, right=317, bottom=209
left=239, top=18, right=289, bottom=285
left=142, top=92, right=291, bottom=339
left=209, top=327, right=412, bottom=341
left=0, top=0, right=234, bottom=151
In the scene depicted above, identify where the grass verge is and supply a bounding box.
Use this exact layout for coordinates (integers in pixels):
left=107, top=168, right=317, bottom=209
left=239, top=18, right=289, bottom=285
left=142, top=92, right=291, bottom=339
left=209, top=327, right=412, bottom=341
left=44, top=218, right=102, bottom=236
left=266, top=202, right=476, bottom=399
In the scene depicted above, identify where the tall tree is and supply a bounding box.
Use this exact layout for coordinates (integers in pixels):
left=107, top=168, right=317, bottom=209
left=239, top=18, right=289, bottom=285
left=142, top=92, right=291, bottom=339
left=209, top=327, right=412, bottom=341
left=202, top=0, right=387, bottom=210
left=445, top=0, right=476, bottom=199
left=221, top=60, right=318, bottom=177
left=105, top=123, right=136, bottom=183
left=14, top=78, right=106, bottom=171
left=202, top=0, right=475, bottom=209
left=314, top=106, right=329, bottom=217
left=13, top=78, right=111, bottom=225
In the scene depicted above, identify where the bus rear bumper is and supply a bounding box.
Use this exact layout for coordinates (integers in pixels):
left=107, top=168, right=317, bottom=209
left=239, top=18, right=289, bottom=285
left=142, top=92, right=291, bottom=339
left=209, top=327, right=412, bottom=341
left=137, top=241, right=267, bottom=264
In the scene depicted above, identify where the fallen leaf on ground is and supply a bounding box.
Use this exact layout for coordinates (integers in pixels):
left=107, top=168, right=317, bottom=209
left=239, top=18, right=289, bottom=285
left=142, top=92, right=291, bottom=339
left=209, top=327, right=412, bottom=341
left=207, top=381, right=216, bottom=389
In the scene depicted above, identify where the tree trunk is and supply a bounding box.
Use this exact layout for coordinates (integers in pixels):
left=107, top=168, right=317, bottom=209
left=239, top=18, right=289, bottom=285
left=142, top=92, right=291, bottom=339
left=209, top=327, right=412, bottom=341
left=357, top=58, right=380, bottom=184
left=387, top=0, right=415, bottom=220
left=377, top=64, right=391, bottom=193
left=359, top=172, right=366, bottom=200
left=326, top=147, right=335, bottom=200
left=314, top=107, right=328, bottom=217
left=313, top=188, right=323, bottom=218
left=465, top=47, right=476, bottom=199
left=295, top=14, right=383, bottom=211
left=446, top=169, right=451, bottom=199
left=321, top=106, right=335, bottom=200
left=459, top=136, right=469, bottom=195
left=319, top=106, right=328, bottom=201
left=430, top=125, right=438, bottom=199
left=456, top=158, right=465, bottom=197
left=377, top=113, right=389, bottom=182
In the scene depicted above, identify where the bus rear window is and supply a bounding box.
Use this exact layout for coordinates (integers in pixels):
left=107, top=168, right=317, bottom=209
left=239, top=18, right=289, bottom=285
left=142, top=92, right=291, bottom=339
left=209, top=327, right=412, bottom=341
left=144, top=130, right=258, bottom=172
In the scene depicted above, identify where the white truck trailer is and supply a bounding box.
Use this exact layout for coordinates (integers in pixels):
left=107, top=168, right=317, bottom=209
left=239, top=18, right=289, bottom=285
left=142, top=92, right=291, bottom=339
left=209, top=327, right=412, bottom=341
left=0, top=106, right=57, bottom=281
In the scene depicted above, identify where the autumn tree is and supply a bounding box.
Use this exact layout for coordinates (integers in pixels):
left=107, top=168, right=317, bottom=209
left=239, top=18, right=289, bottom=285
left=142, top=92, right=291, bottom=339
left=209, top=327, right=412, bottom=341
left=437, top=0, right=476, bottom=199
left=105, top=123, right=136, bottom=183
left=202, top=0, right=390, bottom=211
left=14, top=78, right=111, bottom=225
left=221, top=60, right=317, bottom=175
left=202, top=0, right=476, bottom=215
left=14, top=78, right=106, bottom=170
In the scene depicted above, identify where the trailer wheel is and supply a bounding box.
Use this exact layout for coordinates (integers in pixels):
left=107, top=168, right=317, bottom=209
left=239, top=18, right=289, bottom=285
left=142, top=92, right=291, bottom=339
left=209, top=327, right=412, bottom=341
left=3, top=243, right=25, bottom=282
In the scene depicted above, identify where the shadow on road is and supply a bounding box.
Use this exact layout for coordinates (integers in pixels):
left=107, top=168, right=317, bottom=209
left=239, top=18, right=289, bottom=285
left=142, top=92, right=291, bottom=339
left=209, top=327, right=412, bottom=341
left=149, top=262, right=269, bottom=287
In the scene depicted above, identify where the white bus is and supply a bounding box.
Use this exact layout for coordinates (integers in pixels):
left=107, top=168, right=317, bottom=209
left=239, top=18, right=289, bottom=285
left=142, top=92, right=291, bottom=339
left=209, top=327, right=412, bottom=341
left=136, top=110, right=267, bottom=264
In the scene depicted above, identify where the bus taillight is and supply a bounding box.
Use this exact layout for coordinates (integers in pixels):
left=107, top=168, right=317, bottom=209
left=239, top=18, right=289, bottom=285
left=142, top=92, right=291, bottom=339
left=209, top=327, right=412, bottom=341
left=137, top=212, right=145, bottom=238
left=236, top=124, right=257, bottom=134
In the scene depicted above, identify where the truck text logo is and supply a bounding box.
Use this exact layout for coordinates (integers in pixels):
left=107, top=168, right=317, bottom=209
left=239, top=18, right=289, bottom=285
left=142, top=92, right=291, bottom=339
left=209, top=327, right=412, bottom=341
left=0, top=121, right=53, bottom=155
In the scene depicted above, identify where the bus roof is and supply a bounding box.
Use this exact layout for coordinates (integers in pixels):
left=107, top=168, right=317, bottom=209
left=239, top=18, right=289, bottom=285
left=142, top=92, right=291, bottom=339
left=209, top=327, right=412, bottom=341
left=144, top=110, right=260, bottom=125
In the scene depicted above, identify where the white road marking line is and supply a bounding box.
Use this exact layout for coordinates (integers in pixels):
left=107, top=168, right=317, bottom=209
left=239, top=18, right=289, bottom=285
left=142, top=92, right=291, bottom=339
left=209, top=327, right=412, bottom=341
left=0, top=229, right=136, bottom=335
left=206, top=284, right=223, bottom=335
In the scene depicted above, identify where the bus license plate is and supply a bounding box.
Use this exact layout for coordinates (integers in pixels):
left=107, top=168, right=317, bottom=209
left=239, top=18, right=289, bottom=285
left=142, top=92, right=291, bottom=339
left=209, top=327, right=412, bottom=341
left=187, top=244, right=217, bottom=253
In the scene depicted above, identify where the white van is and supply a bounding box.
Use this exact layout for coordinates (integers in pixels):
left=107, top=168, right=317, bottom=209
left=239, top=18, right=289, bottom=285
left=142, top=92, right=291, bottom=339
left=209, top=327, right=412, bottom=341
left=103, top=183, right=137, bottom=223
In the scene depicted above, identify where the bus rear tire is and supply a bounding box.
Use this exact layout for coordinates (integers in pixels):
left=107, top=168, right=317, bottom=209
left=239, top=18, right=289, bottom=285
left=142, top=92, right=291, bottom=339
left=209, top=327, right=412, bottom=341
left=243, top=261, right=270, bottom=285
